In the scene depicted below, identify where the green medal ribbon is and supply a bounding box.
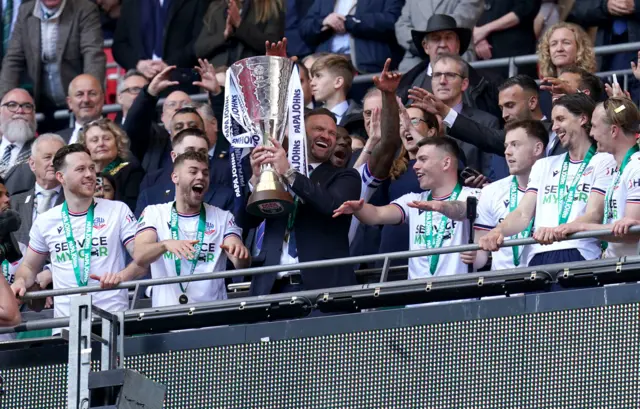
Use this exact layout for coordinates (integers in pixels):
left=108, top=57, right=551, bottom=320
left=61, top=201, right=95, bottom=287
left=102, top=157, right=123, bottom=175
left=601, top=145, right=640, bottom=251
left=557, top=145, right=597, bottom=225
left=1, top=260, right=9, bottom=283
left=170, top=203, right=206, bottom=294
left=509, top=177, right=533, bottom=267
left=423, top=183, right=462, bottom=274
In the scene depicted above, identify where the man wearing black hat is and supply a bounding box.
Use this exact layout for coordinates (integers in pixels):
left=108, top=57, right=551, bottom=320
left=397, top=14, right=501, bottom=121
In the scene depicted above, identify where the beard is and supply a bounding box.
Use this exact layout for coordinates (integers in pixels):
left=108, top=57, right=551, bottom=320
left=1, top=118, right=36, bottom=144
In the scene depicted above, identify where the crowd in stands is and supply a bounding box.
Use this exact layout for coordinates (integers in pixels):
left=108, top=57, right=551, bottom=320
left=1, top=0, right=640, bottom=335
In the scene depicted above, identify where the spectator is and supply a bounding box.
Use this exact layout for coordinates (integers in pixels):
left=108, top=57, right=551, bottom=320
left=397, top=15, right=502, bottom=122
left=395, top=0, right=484, bottom=71
left=195, top=0, right=285, bottom=67
left=299, top=0, right=404, bottom=74
left=240, top=108, right=361, bottom=296
left=113, top=0, right=207, bottom=80
left=310, top=54, right=361, bottom=127
left=330, top=126, right=352, bottom=168
left=0, top=0, right=105, bottom=132
left=1, top=0, right=24, bottom=59
left=0, top=88, right=36, bottom=182
left=543, top=65, right=605, bottom=101
left=135, top=128, right=233, bottom=217
left=56, top=74, right=105, bottom=144
left=10, top=133, right=65, bottom=245
left=284, top=0, right=315, bottom=58
left=537, top=22, right=596, bottom=78
left=78, top=118, right=144, bottom=211
left=534, top=0, right=562, bottom=39
left=472, top=0, right=542, bottom=79
left=115, top=70, right=148, bottom=126
left=91, top=0, right=120, bottom=39
left=95, top=171, right=116, bottom=200
left=411, top=53, right=503, bottom=180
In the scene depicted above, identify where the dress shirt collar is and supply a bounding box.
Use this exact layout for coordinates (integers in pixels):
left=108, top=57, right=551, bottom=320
left=34, top=0, right=66, bottom=20
left=35, top=182, right=61, bottom=195
left=0, top=136, right=25, bottom=155
left=451, top=102, right=463, bottom=114
left=427, top=63, right=433, bottom=76
left=330, top=100, right=350, bottom=122
left=208, top=144, right=216, bottom=158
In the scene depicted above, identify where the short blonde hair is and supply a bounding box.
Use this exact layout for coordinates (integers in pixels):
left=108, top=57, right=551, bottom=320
left=537, top=22, right=596, bottom=78
left=310, top=54, right=355, bottom=91
left=78, top=118, right=131, bottom=161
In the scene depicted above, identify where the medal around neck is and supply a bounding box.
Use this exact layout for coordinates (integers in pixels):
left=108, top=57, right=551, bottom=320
left=179, top=293, right=189, bottom=304
left=224, top=56, right=309, bottom=218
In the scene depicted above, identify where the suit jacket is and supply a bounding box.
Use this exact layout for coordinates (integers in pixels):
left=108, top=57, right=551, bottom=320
left=0, top=0, right=105, bottom=104
left=55, top=127, right=74, bottom=144
left=135, top=179, right=235, bottom=218
left=453, top=105, right=502, bottom=179
left=195, top=0, right=285, bottom=67
left=238, top=162, right=362, bottom=296
left=449, top=115, right=567, bottom=157
left=3, top=140, right=36, bottom=195
left=11, top=186, right=65, bottom=245
left=113, top=0, right=208, bottom=70
left=394, top=0, right=485, bottom=71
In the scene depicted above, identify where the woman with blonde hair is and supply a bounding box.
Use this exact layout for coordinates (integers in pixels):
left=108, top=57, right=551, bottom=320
left=537, top=22, right=597, bottom=78
left=195, top=0, right=285, bottom=67
left=78, top=118, right=144, bottom=212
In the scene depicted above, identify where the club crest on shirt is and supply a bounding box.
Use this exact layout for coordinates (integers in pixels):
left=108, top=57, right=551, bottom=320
left=205, top=222, right=216, bottom=235
left=583, top=166, right=594, bottom=177
left=93, top=217, right=106, bottom=230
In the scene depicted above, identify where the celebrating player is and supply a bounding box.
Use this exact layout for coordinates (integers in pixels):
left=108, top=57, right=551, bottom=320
left=11, top=144, right=146, bottom=326
left=479, top=94, right=616, bottom=266
left=551, top=97, right=640, bottom=256
left=135, top=151, right=250, bottom=307
left=333, top=137, right=480, bottom=279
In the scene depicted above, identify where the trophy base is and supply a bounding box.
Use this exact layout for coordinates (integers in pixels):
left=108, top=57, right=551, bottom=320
left=247, top=190, right=295, bottom=218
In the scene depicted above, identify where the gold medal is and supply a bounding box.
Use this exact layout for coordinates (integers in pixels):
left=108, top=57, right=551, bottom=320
left=179, top=294, right=189, bottom=304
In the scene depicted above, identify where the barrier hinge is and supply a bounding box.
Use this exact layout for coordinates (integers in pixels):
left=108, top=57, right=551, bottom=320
left=616, top=262, right=623, bottom=274
left=373, top=288, right=380, bottom=297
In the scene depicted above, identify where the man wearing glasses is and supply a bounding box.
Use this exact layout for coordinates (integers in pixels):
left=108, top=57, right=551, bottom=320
left=115, top=70, right=149, bottom=126
left=0, top=88, right=37, bottom=182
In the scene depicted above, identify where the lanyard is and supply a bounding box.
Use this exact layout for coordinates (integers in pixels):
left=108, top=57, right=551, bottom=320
left=557, top=145, right=596, bottom=225
left=1, top=260, right=9, bottom=283
left=61, top=201, right=95, bottom=287
left=423, top=183, right=462, bottom=275
left=509, top=177, right=533, bottom=267
left=601, top=145, right=639, bottom=251
left=170, top=203, right=206, bottom=294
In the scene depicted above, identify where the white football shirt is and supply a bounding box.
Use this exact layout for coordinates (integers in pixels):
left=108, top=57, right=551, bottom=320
left=29, top=199, right=136, bottom=323
left=392, top=186, right=481, bottom=279
left=603, top=151, right=640, bottom=258
left=136, top=202, right=242, bottom=307
left=348, top=162, right=384, bottom=243
left=526, top=152, right=616, bottom=262
left=0, top=242, right=26, bottom=342
left=476, top=176, right=532, bottom=270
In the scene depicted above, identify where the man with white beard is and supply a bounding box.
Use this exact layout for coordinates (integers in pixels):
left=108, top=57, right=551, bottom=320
left=0, top=89, right=37, bottom=180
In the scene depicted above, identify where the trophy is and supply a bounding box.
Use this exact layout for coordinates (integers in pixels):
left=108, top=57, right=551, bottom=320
left=228, top=56, right=296, bottom=218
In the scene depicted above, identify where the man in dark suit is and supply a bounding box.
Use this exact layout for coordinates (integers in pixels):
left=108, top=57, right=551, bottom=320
left=239, top=108, right=361, bottom=296
left=54, top=74, right=105, bottom=144
left=410, top=53, right=503, bottom=179
left=112, top=0, right=207, bottom=80
left=10, top=133, right=66, bottom=245
left=0, top=0, right=105, bottom=130
left=135, top=128, right=233, bottom=217
left=415, top=74, right=567, bottom=158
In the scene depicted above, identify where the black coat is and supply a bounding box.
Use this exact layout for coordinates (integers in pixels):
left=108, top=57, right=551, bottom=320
left=238, top=162, right=362, bottom=296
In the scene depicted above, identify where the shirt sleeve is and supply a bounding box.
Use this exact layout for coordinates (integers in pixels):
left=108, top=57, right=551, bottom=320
left=136, top=205, right=158, bottom=236
left=358, top=163, right=384, bottom=203
left=223, top=211, right=243, bottom=240
left=391, top=192, right=419, bottom=225
left=526, top=158, right=545, bottom=194
left=28, top=215, right=49, bottom=255
left=475, top=185, right=495, bottom=231
left=591, top=154, right=617, bottom=195
left=625, top=165, right=640, bottom=204
left=120, top=204, right=138, bottom=247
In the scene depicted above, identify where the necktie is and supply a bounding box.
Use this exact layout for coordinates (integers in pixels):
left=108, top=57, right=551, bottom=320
left=37, top=190, right=56, bottom=215
left=2, top=0, right=12, bottom=55
left=0, top=144, right=15, bottom=169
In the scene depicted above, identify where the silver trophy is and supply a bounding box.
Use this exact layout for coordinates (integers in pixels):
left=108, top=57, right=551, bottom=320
left=229, top=56, right=295, bottom=217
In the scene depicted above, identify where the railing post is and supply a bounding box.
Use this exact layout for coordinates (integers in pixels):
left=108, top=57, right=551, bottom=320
left=380, top=257, right=391, bottom=283
left=508, top=57, right=518, bottom=77
left=68, top=294, right=92, bottom=409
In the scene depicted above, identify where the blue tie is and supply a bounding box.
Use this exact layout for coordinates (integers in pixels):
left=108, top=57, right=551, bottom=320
left=255, top=221, right=265, bottom=254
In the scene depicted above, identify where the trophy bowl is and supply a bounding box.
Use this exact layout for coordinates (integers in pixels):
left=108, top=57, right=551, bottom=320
left=229, top=56, right=296, bottom=218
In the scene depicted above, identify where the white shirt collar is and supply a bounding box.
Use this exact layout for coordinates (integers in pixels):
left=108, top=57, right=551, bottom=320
left=309, top=162, right=321, bottom=171
left=0, top=136, right=25, bottom=153
left=330, top=100, right=350, bottom=119
left=34, top=0, right=66, bottom=20
left=35, top=182, right=61, bottom=195
left=208, top=144, right=216, bottom=158
left=427, top=63, right=433, bottom=76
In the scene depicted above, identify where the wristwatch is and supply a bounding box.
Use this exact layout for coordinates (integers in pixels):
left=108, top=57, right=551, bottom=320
left=283, top=168, right=298, bottom=186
